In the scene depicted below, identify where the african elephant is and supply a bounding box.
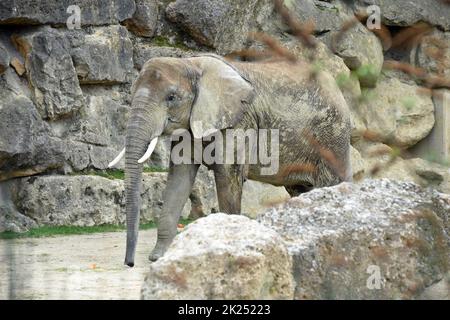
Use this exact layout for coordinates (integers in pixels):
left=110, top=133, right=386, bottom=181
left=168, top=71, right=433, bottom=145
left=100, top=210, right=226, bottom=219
left=109, top=54, right=352, bottom=267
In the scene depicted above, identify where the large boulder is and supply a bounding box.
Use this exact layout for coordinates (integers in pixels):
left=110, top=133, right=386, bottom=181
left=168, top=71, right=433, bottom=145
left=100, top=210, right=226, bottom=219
left=352, top=0, right=450, bottom=31
left=411, top=30, right=450, bottom=80
left=123, top=0, right=159, bottom=38
left=286, top=0, right=351, bottom=34
left=165, top=0, right=274, bottom=54
left=142, top=213, right=295, bottom=299
left=286, top=0, right=383, bottom=87
left=62, top=139, right=130, bottom=172
left=0, top=73, right=65, bottom=181
left=72, top=95, right=128, bottom=148
left=13, top=27, right=85, bottom=120
left=322, top=23, right=384, bottom=88
left=0, top=0, right=135, bottom=26
left=187, top=166, right=219, bottom=219
left=406, top=158, right=450, bottom=194
left=8, top=173, right=168, bottom=228
left=358, top=72, right=435, bottom=148
left=0, top=180, right=37, bottom=232
left=0, top=32, right=27, bottom=77
left=241, top=181, right=290, bottom=218
left=257, top=179, right=450, bottom=299
left=69, top=26, right=134, bottom=84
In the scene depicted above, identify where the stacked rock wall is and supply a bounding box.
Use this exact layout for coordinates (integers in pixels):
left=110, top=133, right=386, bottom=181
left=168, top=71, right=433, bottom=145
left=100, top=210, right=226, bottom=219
left=0, top=1, right=449, bottom=231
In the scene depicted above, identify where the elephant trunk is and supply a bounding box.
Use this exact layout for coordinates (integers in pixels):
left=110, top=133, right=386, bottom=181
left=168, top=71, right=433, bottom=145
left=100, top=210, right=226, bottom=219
left=124, top=127, right=146, bottom=267
left=124, top=103, right=164, bottom=267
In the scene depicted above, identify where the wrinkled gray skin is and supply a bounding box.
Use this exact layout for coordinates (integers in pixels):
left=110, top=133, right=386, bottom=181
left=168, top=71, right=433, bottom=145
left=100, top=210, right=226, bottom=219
left=121, top=54, right=352, bottom=266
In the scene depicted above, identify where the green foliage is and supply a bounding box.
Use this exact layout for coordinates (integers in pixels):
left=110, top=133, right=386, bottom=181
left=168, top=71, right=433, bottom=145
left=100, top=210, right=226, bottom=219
left=311, top=61, right=324, bottom=74
left=358, top=87, right=377, bottom=104
left=0, top=218, right=193, bottom=239
left=354, top=64, right=379, bottom=86
left=336, top=73, right=350, bottom=88
left=0, top=224, right=127, bottom=239
left=92, top=169, right=125, bottom=180
left=355, top=64, right=378, bottom=79
left=143, top=166, right=168, bottom=173
left=401, top=97, right=417, bottom=111
left=151, top=36, right=190, bottom=51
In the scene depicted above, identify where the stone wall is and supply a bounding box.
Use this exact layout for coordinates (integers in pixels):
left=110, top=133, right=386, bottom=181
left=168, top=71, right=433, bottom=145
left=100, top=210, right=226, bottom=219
left=0, top=0, right=449, bottom=231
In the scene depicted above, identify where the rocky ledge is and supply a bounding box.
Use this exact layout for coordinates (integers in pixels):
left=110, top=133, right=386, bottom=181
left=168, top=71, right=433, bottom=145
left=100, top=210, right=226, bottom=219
left=142, top=179, right=450, bottom=300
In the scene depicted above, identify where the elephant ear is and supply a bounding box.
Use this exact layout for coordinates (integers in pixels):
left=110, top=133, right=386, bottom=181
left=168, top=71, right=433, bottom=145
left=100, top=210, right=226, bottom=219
left=189, top=56, right=254, bottom=139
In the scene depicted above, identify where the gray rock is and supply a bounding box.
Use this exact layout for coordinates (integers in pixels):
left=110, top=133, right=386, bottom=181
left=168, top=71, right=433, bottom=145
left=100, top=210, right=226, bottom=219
left=72, top=95, right=128, bottom=148
left=165, top=0, right=274, bottom=54
left=352, top=0, right=450, bottom=31
left=354, top=141, right=450, bottom=193
left=142, top=213, right=295, bottom=300
left=0, top=79, right=65, bottom=181
left=187, top=166, right=219, bottom=219
left=6, top=168, right=220, bottom=229
left=358, top=72, right=435, bottom=148
left=0, top=0, right=135, bottom=26
left=322, top=22, right=384, bottom=88
left=257, top=179, right=450, bottom=299
left=286, top=0, right=351, bottom=34
left=13, top=27, right=85, bottom=120
left=403, top=158, right=450, bottom=194
left=133, top=42, right=194, bottom=70
left=285, top=1, right=383, bottom=87
left=0, top=180, right=37, bottom=232
left=350, top=146, right=366, bottom=180
left=63, top=140, right=91, bottom=172
left=241, top=181, right=290, bottom=218
left=11, top=174, right=165, bottom=227
left=411, top=30, right=450, bottom=81
left=63, top=141, right=160, bottom=173
left=419, top=273, right=450, bottom=300
left=0, top=33, right=27, bottom=77
left=123, top=0, right=159, bottom=38
left=0, top=41, right=9, bottom=74
left=70, top=26, right=134, bottom=84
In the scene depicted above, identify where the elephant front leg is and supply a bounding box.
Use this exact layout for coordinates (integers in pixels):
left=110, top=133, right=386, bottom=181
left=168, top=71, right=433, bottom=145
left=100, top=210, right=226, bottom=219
left=150, top=163, right=200, bottom=261
left=213, top=164, right=244, bottom=214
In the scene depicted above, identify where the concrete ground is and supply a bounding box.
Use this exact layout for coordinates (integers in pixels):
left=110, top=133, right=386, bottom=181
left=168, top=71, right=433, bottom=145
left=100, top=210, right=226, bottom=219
left=0, top=229, right=157, bottom=299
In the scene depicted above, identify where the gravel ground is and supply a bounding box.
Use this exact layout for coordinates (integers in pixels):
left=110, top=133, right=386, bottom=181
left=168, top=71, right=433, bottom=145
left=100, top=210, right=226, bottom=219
left=0, top=229, right=157, bottom=300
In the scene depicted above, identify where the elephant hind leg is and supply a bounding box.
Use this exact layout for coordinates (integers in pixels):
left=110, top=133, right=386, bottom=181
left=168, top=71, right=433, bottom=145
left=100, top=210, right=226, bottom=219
left=213, top=164, right=244, bottom=214
left=285, top=184, right=313, bottom=197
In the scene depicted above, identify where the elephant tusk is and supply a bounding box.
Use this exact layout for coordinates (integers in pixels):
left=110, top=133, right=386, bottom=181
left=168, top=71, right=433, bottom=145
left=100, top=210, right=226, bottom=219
left=137, top=137, right=158, bottom=164
left=108, top=148, right=126, bottom=168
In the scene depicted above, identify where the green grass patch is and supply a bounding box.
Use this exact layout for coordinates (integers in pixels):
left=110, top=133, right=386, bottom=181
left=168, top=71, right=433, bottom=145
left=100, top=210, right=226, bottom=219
left=0, top=218, right=193, bottom=240
left=151, top=36, right=190, bottom=51
left=143, top=166, right=168, bottom=173
left=92, top=169, right=125, bottom=180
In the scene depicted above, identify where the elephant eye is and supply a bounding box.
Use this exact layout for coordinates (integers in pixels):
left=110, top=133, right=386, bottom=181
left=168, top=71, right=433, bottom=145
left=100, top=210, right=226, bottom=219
left=166, top=93, right=178, bottom=103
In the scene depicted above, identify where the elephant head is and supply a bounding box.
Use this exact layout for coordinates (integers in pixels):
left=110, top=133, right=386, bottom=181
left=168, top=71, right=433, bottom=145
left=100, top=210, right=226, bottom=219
left=108, top=55, right=254, bottom=266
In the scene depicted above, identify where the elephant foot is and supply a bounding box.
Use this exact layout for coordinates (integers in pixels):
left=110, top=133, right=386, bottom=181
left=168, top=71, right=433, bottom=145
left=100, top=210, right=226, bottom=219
left=149, top=239, right=172, bottom=262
